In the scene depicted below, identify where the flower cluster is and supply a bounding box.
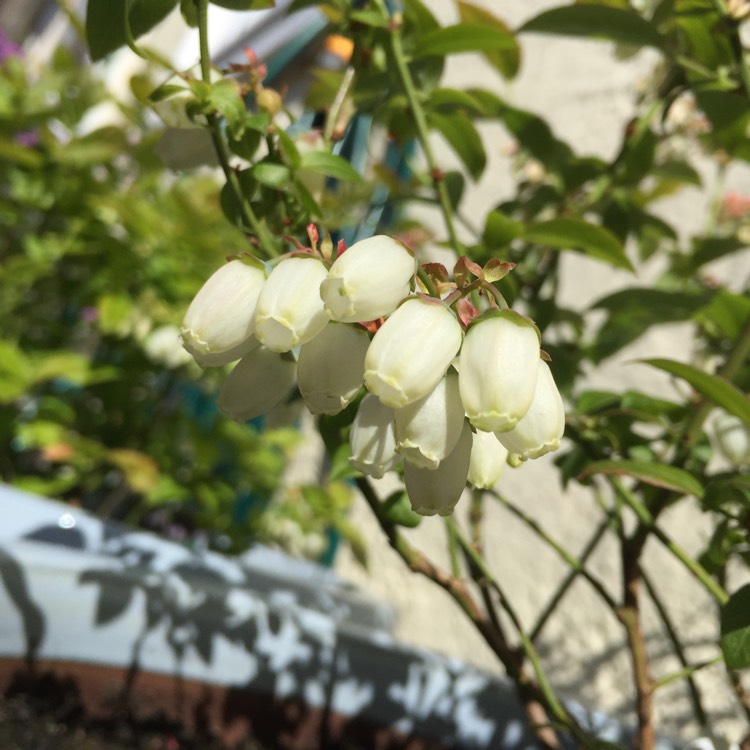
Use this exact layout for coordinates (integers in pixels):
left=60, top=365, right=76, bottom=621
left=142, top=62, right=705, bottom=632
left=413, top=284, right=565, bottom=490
left=181, top=234, right=565, bottom=517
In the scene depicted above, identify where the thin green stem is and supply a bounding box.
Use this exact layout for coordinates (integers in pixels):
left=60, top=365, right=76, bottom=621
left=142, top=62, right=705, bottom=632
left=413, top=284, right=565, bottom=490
left=444, top=518, right=462, bottom=578
left=653, top=657, right=722, bottom=691
left=355, top=477, right=564, bottom=749
left=195, top=0, right=279, bottom=259
left=375, top=2, right=461, bottom=252
left=612, top=477, right=729, bottom=605
left=446, top=519, right=587, bottom=744
left=490, top=492, right=619, bottom=624
left=642, top=570, right=709, bottom=727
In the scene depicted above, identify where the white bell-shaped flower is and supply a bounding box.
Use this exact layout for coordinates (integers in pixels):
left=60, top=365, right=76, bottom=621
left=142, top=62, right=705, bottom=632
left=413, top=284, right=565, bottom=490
left=713, top=411, right=750, bottom=468
left=181, top=259, right=266, bottom=367
left=496, top=360, right=565, bottom=460
left=405, top=420, right=472, bottom=516
left=297, top=323, right=370, bottom=415
left=364, top=297, right=463, bottom=409
left=217, top=347, right=297, bottom=423
left=467, top=429, right=509, bottom=489
left=349, top=393, right=401, bottom=479
left=255, top=255, right=330, bottom=352
left=394, top=371, right=465, bottom=470
left=459, top=310, right=541, bottom=433
left=320, top=235, right=416, bottom=323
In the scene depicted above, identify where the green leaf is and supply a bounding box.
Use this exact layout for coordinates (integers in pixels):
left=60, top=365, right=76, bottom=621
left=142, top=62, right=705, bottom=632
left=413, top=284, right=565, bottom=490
left=575, top=390, right=621, bottom=415
left=519, top=5, right=664, bottom=50
left=458, top=2, right=520, bottom=79
left=691, top=236, right=746, bottom=269
left=524, top=218, right=633, bottom=271
left=590, top=287, right=711, bottom=362
left=721, top=584, right=750, bottom=669
left=413, top=23, right=519, bottom=59
left=85, top=0, right=179, bottom=61
left=299, top=151, right=363, bottom=181
left=640, top=358, right=750, bottom=427
left=483, top=210, right=524, bottom=248
left=579, top=459, right=704, bottom=498
left=427, top=110, right=486, bottom=180
left=252, top=161, right=291, bottom=188
left=695, top=290, right=750, bottom=341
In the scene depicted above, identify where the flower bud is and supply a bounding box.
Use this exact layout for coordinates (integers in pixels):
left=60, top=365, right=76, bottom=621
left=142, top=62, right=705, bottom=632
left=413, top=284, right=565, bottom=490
left=349, top=393, right=401, bottom=479
left=713, top=412, right=750, bottom=468
left=467, top=430, right=509, bottom=489
left=181, top=259, right=266, bottom=367
left=364, top=297, right=463, bottom=409
left=405, top=420, right=472, bottom=516
left=255, top=255, right=330, bottom=352
left=459, top=310, right=540, bottom=433
left=394, top=372, right=465, bottom=470
left=297, top=323, right=369, bottom=415
left=320, top=235, right=416, bottom=323
left=217, top=347, right=297, bottom=423
left=496, top=361, right=565, bottom=460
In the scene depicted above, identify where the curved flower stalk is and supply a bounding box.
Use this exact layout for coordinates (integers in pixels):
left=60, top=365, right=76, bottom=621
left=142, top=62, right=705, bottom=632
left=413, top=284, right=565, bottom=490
left=320, top=235, right=416, bottom=323
left=404, top=420, right=473, bottom=516
left=297, top=322, right=370, bottom=415
left=459, top=310, right=541, bottom=433
left=496, top=360, right=565, bottom=460
left=349, top=393, right=401, bottom=478
left=364, top=296, right=463, bottom=409
left=217, top=347, right=297, bottom=423
left=181, top=259, right=266, bottom=367
left=394, top=371, right=465, bottom=469
left=468, top=429, right=509, bottom=489
left=255, top=255, right=330, bottom=352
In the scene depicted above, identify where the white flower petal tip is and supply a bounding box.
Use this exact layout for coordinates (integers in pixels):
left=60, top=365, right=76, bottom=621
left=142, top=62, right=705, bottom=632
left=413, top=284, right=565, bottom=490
left=496, top=360, right=565, bottom=460
left=254, top=256, right=330, bottom=352
left=364, top=297, right=463, bottom=409
left=217, top=347, right=297, bottom=423
left=181, top=259, right=266, bottom=365
left=348, top=393, right=401, bottom=479
left=321, top=235, right=416, bottom=323
left=405, top=421, right=473, bottom=517
left=395, top=372, right=464, bottom=470
left=298, top=323, right=369, bottom=415
left=459, top=311, right=541, bottom=433
left=468, top=430, right=509, bottom=489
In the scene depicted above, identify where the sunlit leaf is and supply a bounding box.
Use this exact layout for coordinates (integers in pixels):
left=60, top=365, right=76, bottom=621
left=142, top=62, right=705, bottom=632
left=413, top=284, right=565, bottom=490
left=524, top=218, right=633, bottom=271
left=579, top=459, right=704, bottom=498
left=86, top=0, right=179, bottom=61
left=519, top=5, right=663, bottom=50
left=640, top=358, right=750, bottom=426
left=413, top=23, right=518, bottom=59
